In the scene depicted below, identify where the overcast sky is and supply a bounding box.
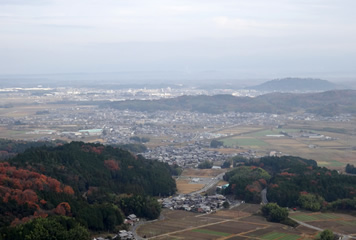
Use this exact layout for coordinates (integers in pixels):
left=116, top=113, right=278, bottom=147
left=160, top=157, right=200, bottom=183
left=1, top=0, right=355, bottom=80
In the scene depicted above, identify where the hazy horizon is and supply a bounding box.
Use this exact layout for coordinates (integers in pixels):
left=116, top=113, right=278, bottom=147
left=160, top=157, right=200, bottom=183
left=1, top=0, right=356, bottom=81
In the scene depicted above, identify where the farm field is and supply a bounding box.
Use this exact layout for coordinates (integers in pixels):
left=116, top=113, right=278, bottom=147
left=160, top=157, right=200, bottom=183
left=181, top=169, right=226, bottom=178
left=176, top=179, right=205, bottom=194
left=176, top=169, right=226, bottom=194
left=222, top=138, right=269, bottom=148
left=217, top=123, right=356, bottom=170
left=138, top=205, right=319, bottom=240
left=290, top=212, right=356, bottom=235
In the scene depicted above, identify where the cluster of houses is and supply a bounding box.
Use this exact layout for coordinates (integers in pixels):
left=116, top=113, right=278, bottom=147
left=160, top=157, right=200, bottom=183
left=142, top=144, right=233, bottom=167
left=161, top=194, right=227, bottom=213
left=92, top=214, right=139, bottom=240
left=124, top=214, right=139, bottom=225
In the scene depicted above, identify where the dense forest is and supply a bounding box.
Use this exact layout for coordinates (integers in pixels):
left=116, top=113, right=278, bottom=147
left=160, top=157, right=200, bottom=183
left=345, top=164, right=356, bottom=174
left=0, top=139, right=63, bottom=160
left=224, top=166, right=270, bottom=203
left=224, top=156, right=356, bottom=211
left=0, top=141, right=177, bottom=239
left=104, top=90, right=356, bottom=116
left=9, top=142, right=176, bottom=196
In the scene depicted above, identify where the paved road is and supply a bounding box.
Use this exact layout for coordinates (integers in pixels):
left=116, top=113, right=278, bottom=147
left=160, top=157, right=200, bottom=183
left=191, top=172, right=225, bottom=194
left=134, top=171, right=226, bottom=239
left=261, top=188, right=268, bottom=204
left=131, top=221, right=145, bottom=240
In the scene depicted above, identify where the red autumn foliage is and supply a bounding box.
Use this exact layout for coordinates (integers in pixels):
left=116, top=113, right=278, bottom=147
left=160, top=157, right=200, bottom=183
left=0, top=162, right=75, bottom=209
left=245, top=182, right=261, bottom=193
left=270, top=183, right=279, bottom=188
left=47, top=178, right=61, bottom=193
left=63, top=186, right=75, bottom=195
left=104, top=159, right=120, bottom=171
left=258, top=178, right=267, bottom=186
left=300, top=191, right=308, bottom=195
left=54, top=202, right=71, bottom=216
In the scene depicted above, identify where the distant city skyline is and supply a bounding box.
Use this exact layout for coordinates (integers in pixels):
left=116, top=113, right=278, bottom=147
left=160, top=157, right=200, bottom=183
left=1, top=0, right=355, bottom=80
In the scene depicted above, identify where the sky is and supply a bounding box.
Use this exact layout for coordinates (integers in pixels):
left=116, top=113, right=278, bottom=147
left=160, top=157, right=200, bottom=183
left=1, top=0, right=356, bottom=80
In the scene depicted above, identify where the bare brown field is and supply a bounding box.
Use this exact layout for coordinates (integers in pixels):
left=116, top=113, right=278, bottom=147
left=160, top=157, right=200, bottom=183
left=306, top=221, right=356, bottom=235
left=171, top=231, right=218, bottom=240
left=138, top=205, right=321, bottom=240
left=202, top=220, right=263, bottom=234
left=290, top=212, right=356, bottom=235
left=146, top=136, right=174, bottom=148
left=311, top=140, right=348, bottom=147
left=176, top=179, right=205, bottom=194
left=258, top=137, right=356, bottom=168
left=137, top=210, right=222, bottom=238
left=0, top=104, right=67, bottom=117
left=233, top=203, right=262, bottom=214
left=197, top=210, right=250, bottom=220
left=181, top=169, right=226, bottom=178
left=216, top=127, right=264, bottom=135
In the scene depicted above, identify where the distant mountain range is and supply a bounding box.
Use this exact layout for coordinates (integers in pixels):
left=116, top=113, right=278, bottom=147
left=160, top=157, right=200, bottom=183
left=105, top=89, right=356, bottom=116
left=247, top=78, right=344, bottom=92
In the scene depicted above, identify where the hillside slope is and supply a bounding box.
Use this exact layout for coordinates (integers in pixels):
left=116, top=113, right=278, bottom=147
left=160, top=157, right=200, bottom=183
left=9, top=141, right=176, bottom=196
left=247, top=78, right=342, bottom=92
left=105, top=90, right=356, bottom=116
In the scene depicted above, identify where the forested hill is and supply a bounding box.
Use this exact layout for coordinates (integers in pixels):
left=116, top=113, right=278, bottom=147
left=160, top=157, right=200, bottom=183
left=225, top=156, right=356, bottom=211
left=8, top=142, right=176, bottom=196
left=0, top=142, right=177, bottom=237
left=246, top=78, right=342, bottom=92
left=105, top=90, right=356, bottom=116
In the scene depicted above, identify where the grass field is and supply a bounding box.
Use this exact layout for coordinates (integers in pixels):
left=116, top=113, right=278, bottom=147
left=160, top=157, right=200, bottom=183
left=192, top=229, right=230, bottom=237
left=339, top=220, right=356, bottom=226
left=246, top=129, right=299, bottom=137
left=213, top=121, right=356, bottom=170
left=222, top=138, right=268, bottom=147
left=290, top=213, right=341, bottom=222
left=261, top=232, right=300, bottom=240
left=181, top=168, right=226, bottom=177
left=317, top=160, right=344, bottom=167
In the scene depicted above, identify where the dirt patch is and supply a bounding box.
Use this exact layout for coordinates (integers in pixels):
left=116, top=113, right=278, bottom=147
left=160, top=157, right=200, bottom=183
left=176, top=179, right=205, bottom=194
left=171, top=230, right=221, bottom=240
left=203, top=221, right=263, bottom=234
left=182, top=169, right=226, bottom=177
left=233, top=203, right=262, bottom=214
left=307, top=221, right=356, bottom=235
left=204, top=210, right=250, bottom=220
left=137, top=211, right=221, bottom=238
